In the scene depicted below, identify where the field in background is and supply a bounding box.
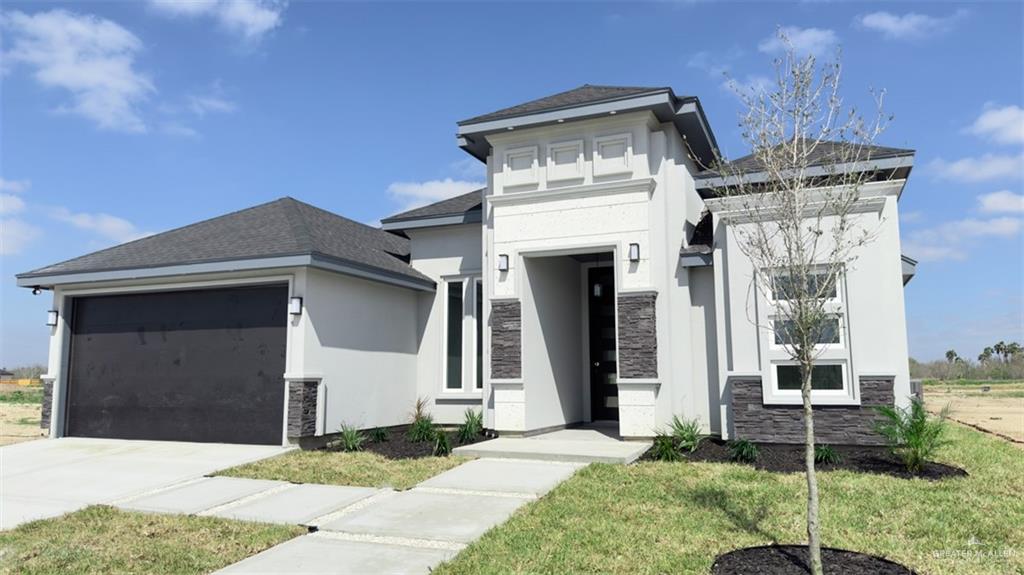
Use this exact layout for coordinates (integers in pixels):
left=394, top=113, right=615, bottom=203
left=924, top=379, right=1023, bottom=443
left=0, top=384, right=45, bottom=446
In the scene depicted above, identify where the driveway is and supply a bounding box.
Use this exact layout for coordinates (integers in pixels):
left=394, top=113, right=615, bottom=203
left=0, top=437, right=285, bottom=529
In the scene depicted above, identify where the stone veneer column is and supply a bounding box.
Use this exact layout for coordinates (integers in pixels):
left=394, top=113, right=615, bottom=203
left=616, top=291, right=658, bottom=438
left=40, top=379, right=54, bottom=432
left=286, top=380, right=319, bottom=439
left=730, top=376, right=895, bottom=445
left=490, top=300, right=522, bottom=379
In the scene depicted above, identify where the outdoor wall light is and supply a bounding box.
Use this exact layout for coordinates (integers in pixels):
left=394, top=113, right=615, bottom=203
left=628, top=243, right=641, bottom=262
left=497, top=254, right=509, bottom=272
left=45, top=310, right=59, bottom=327
left=288, top=297, right=303, bottom=316
left=593, top=283, right=603, bottom=297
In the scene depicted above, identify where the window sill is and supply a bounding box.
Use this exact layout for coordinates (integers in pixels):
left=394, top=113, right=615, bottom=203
left=762, top=393, right=860, bottom=407
left=437, top=392, right=483, bottom=401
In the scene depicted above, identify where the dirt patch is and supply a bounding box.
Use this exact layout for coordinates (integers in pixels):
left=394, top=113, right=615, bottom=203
left=331, top=425, right=488, bottom=460
left=0, top=401, right=45, bottom=446
left=712, top=545, right=916, bottom=574
left=641, top=439, right=967, bottom=480
left=925, top=383, right=1024, bottom=443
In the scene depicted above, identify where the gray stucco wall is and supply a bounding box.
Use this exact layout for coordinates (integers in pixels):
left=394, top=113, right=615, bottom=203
left=287, top=380, right=318, bottom=438
left=731, top=376, right=894, bottom=445
left=618, top=291, right=658, bottom=379
left=491, top=300, right=522, bottom=379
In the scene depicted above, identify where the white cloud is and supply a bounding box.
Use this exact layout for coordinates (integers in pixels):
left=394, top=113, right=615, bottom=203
left=0, top=194, right=26, bottom=215
left=1, top=10, right=154, bottom=132
left=387, top=178, right=484, bottom=212
left=160, top=121, right=200, bottom=138
left=148, top=0, right=286, bottom=41
left=758, top=26, right=838, bottom=57
left=903, top=216, right=1022, bottom=261
left=722, top=74, right=772, bottom=98
left=966, top=104, right=1024, bottom=145
left=978, top=190, right=1024, bottom=214
left=0, top=178, right=31, bottom=194
left=929, top=153, right=1024, bottom=182
left=857, top=10, right=967, bottom=40
left=50, top=207, right=151, bottom=243
left=187, top=82, right=236, bottom=116
left=0, top=218, right=41, bottom=255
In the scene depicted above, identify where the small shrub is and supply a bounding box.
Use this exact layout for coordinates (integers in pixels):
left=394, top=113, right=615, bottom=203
left=668, top=415, right=705, bottom=453
left=457, top=408, right=484, bottom=444
left=409, top=396, right=430, bottom=423
left=874, top=398, right=950, bottom=473
left=650, top=435, right=681, bottom=462
left=334, top=424, right=365, bottom=452
left=369, top=427, right=389, bottom=443
left=814, top=444, right=841, bottom=465
left=407, top=416, right=436, bottom=443
left=729, top=439, right=759, bottom=463
left=433, top=430, right=452, bottom=456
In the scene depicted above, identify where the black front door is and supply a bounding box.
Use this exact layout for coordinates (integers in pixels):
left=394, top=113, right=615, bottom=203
left=588, top=266, right=618, bottom=421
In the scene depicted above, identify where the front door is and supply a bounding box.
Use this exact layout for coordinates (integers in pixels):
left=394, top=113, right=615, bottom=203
left=588, top=266, right=618, bottom=421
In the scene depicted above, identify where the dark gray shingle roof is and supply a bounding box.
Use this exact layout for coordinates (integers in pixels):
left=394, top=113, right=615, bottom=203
left=381, top=189, right=484, bottom=224
left=19, top=197, right=433, bottom=285
left=695, top=141, right=914, bottom=180
left=458, top=84, right=673, bottom=125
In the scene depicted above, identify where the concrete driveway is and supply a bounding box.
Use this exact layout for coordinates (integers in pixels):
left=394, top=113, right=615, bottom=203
left=0, top=438, right=285, bottom=530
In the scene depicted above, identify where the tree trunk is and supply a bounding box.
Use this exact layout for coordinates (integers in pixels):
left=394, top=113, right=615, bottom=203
left=803, top=361, right=823, bottom=575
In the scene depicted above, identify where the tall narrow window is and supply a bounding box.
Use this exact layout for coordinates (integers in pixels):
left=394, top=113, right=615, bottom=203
left=446, top=281, right=464, bottom=389
left=475, top=280, right=483, bottom=389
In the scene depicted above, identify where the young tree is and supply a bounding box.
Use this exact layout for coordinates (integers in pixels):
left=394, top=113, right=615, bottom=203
left=703, top=32, right=896, bottom=575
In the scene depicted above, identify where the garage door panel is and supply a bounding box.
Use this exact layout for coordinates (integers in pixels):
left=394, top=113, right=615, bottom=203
left=66, top=285, right=288, bottom=445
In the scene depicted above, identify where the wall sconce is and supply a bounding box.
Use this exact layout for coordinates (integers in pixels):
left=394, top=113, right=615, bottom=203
left=592, top=283, right=603, bottom=297
left=288, top=297, right=303, bottom=316
left=46, top=310, right=59, bottom=327
left=497, top=254, right=509, bottom=272
left=628, top=243, right=640, bottom=262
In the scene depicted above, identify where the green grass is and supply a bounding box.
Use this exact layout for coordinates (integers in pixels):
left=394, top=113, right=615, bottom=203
left=435, top=424, right=1023, bottom=575
left=14, top=417, right=39, bottom=426
left=0, top=505, right=301, bottom=575
left=0, top=389, right=43, bottom=404
left=216, top=449, right=467, bottom=490
left=923, top=378, right=1024, bottom=387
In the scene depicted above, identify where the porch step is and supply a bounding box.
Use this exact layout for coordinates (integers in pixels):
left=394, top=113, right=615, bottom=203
left=452, top=438, right=650, bottom=465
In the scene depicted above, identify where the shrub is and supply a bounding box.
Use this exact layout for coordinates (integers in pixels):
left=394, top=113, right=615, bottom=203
left=334, top=424, right=365, bottom=452
left=814, top=444, right=841, bottom=465
left=874, top=399, right=950, bottom=473
left=729, top=439, right=759, bottom=463
left=457, top=408, right=483, bottom=444
left=433, top=430, right=452, bottom=456
left=668, top=416, right=705, bottom=453
left=650, top=435, right=681, bottom=462
left=369, top=427, right=389, bottom=443
left=409, top=396, right=430, bottom=423
left=407, top=416, right=436, bottom=443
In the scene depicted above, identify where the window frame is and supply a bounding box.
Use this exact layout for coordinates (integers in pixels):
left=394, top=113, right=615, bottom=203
left=443, top=279, right=465, bottom=391
left=770, top=361, right=849, bottom=399
left=769, top=314, right=844, bottom=352
left=440, top=275, right=483, bottom=395
left=768, top=267, right=842, bottom=306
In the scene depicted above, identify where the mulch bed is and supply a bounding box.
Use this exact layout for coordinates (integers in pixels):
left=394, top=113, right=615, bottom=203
left=640, top=439, right=967, bottom=480
left=712, top=545, right=916, bottom=574
left=326, top=425, right=489, bottom=460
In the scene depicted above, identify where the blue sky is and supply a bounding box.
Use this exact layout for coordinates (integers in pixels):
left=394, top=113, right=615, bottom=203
left=1, top=1, right=1022, bottom=366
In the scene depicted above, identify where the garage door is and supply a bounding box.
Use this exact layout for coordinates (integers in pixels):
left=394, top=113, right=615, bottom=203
left=65, top=285, right=288, bottom=445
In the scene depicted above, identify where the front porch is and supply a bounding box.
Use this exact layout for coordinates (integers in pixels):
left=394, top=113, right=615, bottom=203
left=452, top=423, right=651, bottom=464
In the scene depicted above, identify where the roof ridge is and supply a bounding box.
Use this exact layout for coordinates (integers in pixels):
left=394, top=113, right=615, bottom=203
left=279, top=197, right=316, bottom=252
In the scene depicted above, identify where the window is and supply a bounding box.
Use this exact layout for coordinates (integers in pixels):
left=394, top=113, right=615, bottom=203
left=475, top=281, right=483, bottom=389
left=770, top=269, right=838, bottom=302
left=775, top=364, right=845, bottom=391
left=446, top=281, right=463, bottom=389
left=773, top=316, right=841, bottom=347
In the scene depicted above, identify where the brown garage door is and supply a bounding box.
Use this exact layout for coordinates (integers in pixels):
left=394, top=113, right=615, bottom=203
left=65, top=284, right=288, bottom=445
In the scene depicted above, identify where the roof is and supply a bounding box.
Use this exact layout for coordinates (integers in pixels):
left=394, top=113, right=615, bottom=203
left=458, top=84, right=676, bottom=126
left=695, top=141, right=915, bottom=181
left=18, top=197, right=434, bottom=288
left=681, top=211, right=713, bottom=256
left=381, top=189, right=483, bottom=225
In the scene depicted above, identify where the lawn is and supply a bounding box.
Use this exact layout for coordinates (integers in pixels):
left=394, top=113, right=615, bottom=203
left=436, top=424, right=1023, bottom=575
left=216, top=449, right=468, bottom=490
left=0, top=387, right=43, bottom=404
left=0, top=505, right=302, bottom=575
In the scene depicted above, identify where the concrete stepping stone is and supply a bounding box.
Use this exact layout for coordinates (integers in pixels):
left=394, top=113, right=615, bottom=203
left=207, top=484, right=379, bottom=525
left=318, top=489, right=527, bottom=544
left=118, top=477, right=284, bottom=515
left=214, top=533, right=458, bottom=574
left=417, top=458, right=584, bottom=496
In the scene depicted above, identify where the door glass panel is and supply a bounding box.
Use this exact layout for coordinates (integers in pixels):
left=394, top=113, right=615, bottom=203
left=475, top=281, right=483, bottom=390
left=446, top=281, right=463, bottom=389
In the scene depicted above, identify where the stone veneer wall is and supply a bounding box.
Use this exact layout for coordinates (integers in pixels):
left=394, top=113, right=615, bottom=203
left=731, top=376, right=895, bottom=445
left=491, top=300, right=522, bottom=379
left=287, top=380, right=318, bottom=438
left=617, top=292, right=658, bottom=379
left=40, top=380, right=53, bottom=431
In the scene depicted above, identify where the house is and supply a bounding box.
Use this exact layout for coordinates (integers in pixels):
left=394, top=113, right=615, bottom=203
left=0, top=369, right=14, bottom=382
left=17, top=85, right=916, bottom=446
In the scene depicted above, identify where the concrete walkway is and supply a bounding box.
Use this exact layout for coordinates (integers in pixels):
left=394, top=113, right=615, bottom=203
left=113, top=458, right=584, bottom=574
left=453, top=427, right=651, bottom=464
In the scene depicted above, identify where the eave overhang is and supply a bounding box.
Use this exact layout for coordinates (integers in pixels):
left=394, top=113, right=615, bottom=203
left=380, top=209, right=482, bottom=232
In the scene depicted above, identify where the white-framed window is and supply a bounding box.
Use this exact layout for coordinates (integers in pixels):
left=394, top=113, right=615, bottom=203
left=504, top=146, right=538, bottom=186
left=593, top=133, right=632, bottom=177
left=770, top=314, right=844, bottom=351
left=769, top=267, right=840, bottom=304
left=442, top=276, right=483, bottom=393
left=546, top=139, right=584, bottom=182
left=770, top=361, right=849, bottom=396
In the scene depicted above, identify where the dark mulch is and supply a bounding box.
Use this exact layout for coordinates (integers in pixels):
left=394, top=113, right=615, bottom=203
left=328, top=425, right=489, bottom=460
left=640, top=439, right=967, bottom=480
left=712, top=545, right=916, bottom=574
